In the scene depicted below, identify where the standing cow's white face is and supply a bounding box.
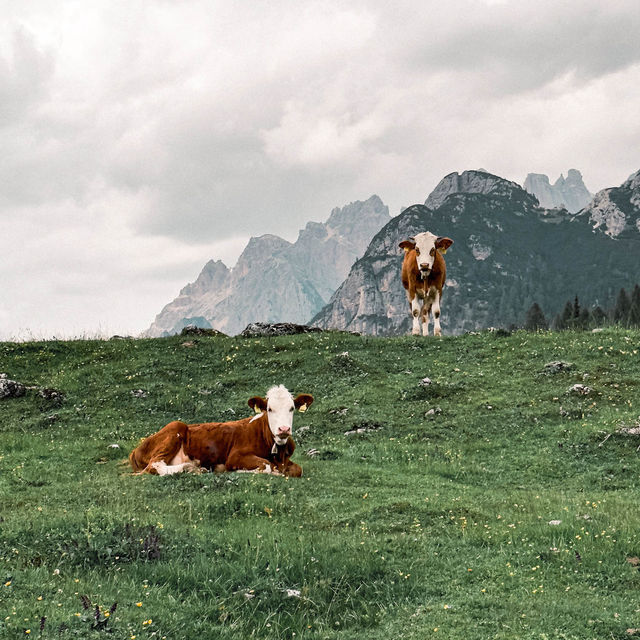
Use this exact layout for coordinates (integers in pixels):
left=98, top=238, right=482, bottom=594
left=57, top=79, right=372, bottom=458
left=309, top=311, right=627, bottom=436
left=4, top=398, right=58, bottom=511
left=400, top=231, right=454, bottom=278
left=413, top=232, right=439, bottom=277
left=248, top=385, right=314, bottom=445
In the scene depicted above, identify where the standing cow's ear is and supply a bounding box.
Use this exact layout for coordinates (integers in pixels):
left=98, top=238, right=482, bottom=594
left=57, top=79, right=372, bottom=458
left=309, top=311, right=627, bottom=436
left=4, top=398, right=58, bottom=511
left=436, top=237, right=453, bottom=254
left=248, top=396, right=267, bottom=413
left=399, top=239, right=416, bottom=253
left=294, top=394, right=314, bottom=412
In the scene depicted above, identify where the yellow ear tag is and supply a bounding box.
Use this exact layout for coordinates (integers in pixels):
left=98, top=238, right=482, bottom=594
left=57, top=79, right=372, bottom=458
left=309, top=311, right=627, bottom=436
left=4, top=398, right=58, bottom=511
left=403, top=247, right=410, bottom=253
left=254, top=406, right=262, bottom=414
left=298, top=404, right=307, bottom=413
left=441, top=248, right=447, bottom=254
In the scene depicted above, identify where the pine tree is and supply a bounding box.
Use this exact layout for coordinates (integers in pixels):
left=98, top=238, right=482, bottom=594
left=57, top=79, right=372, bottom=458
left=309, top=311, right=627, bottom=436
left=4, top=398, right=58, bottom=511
left=613, top=288, right=631, bottom=326
left=573, top=295, right=580, bottom=319
left=591, top=306, right=607, bottom=327
left=561, top=300, right=574, bottom=329
left=578, top=307, right=591, bottom=330
left=524, top=302, right=548, bottom=331
left=552, top=313, right=564, bottom=331
left=628, top=284, right=640, bottom=328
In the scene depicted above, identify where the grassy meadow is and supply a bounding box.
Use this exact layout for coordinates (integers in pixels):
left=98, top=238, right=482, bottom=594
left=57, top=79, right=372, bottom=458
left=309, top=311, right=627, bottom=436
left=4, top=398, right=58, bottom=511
left=1, top=329, right=639, bottom=639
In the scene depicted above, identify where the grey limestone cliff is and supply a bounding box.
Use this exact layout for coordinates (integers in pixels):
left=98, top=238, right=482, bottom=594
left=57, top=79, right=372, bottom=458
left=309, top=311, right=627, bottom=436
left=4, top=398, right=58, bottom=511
left=575, top=169, right=640, bottom=237
left=523, top=169, right=592, bottom=213
left=146, top=196, right=390, bottom=336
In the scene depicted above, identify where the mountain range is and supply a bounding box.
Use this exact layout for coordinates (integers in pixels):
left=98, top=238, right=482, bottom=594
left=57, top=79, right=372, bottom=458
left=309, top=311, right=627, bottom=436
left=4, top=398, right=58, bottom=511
left=312, top=169, right=640, bottom=334
left=146, top=167, right=640, bottom=336
left=146, top=196, right=390, bottom=336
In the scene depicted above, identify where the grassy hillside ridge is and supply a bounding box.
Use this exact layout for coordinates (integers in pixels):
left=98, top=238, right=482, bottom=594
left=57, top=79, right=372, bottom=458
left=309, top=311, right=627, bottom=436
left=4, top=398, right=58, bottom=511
left=1, top=330, right=639, bottom=639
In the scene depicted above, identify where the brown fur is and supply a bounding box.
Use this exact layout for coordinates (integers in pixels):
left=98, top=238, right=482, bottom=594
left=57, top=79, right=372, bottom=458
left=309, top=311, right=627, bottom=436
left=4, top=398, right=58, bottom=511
left=129, top=394, right=313, bottom=477
left=400, top=246, right=447, bottom=303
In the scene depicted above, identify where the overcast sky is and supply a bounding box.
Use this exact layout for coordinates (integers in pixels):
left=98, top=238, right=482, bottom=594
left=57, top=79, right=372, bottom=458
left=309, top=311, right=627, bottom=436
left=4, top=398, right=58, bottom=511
left=2, top=0, right=640, bottom=340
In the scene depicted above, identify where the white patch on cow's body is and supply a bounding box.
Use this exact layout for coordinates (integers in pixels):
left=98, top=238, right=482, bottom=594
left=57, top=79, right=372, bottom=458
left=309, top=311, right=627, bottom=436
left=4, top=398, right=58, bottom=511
left=236, top=463, right=283, bottom=476
left=265, top=385, right=296, bottom=445
left=151, top=460, right=198, bottom=476
left=169, top=446, right=192, bottom=466
left=249, top=412, right=263, bottom=423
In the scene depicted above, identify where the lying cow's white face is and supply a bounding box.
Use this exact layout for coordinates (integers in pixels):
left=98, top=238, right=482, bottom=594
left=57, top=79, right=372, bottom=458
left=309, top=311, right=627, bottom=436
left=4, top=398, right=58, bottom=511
left=248, top=385, right=314, bottom=446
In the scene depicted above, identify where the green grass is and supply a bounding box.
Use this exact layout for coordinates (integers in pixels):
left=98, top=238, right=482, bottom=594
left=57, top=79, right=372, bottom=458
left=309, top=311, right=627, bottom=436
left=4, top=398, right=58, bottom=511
left=1, top=329, right=639, bottom=639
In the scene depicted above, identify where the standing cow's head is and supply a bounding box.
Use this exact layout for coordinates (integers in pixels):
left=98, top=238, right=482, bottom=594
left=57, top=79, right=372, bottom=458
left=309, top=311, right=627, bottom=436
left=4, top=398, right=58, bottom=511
left=248, top=385, right=314, bottom=445
left=399, top=231, right=453, bottom=278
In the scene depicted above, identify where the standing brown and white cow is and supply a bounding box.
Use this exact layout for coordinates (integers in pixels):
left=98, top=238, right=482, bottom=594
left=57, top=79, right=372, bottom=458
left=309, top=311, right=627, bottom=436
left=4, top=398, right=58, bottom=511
left=129, top=385, right=313, bottom=477
left=399, top=232, right=453, bottom=336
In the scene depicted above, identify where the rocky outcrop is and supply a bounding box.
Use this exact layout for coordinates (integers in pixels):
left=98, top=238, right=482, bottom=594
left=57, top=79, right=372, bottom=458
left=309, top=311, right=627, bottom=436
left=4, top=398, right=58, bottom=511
left=239, top=322, right=322, bottom=337
left=425, top=170, right=528, bottom=210
left=524, top=169, right=592, bottom=213
left=575, top=169, right=640, bottom=238
left=146, top=196, right=390, bottom=336
left=0, top=374, right=26, bottom=399
left=313, top=169, right=640, bottom=335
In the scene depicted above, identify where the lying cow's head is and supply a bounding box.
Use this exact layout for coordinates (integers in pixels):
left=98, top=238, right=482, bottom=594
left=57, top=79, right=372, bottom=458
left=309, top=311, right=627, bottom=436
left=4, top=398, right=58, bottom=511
left=399, top=231, right=453, bottom=278
left=248, top=385, right=314, bottom=446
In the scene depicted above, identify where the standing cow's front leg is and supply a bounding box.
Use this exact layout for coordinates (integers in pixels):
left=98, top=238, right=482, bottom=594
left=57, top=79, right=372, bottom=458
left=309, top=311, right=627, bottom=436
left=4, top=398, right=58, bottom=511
left=432, top=289, right=443, bottom=336
left=410, top=295, right=422, bottom=335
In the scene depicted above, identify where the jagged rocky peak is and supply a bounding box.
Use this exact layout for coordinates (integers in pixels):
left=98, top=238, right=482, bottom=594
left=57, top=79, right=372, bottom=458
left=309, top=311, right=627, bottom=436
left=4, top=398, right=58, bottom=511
left=523, top=169, right=592, bottom=213
left=240, top=234, right=292, bottom=257
left=181, top=259, right=230, bottom=297
left=579, top=168, right=640, bottom=238
left=326, top=195, right=388, bottom=229
left=425, top=170, right=526, bottom=210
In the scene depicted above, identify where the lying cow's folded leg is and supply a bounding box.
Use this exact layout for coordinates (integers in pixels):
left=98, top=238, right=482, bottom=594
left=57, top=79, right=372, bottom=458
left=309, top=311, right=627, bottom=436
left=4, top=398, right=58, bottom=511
left=277, top=460, right=303, bottom=477
left=226, top=453, right=277, bottom=474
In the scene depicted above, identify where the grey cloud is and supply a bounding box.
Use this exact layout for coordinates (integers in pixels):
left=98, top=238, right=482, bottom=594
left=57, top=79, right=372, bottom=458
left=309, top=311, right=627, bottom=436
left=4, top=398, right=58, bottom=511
left=0, top=26, right=54, bottom=125
left=385, top=0, right=640, bottom=94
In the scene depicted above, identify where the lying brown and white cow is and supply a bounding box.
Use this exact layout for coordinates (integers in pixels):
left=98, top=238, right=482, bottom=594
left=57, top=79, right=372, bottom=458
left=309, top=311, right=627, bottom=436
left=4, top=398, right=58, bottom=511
left=399, top=231, right=453, bottom=336
left=129, top=385, right=313, bottom=477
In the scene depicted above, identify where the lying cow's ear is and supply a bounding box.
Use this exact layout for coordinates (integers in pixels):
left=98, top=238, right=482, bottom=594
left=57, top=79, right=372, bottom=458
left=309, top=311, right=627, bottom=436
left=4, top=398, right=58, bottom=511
left=294, top=394, right=314, bottom=412
left=248, top=396, right=267, bottom=413
left=436, top=236, right=453, bottom=254
left=399, top=239, right=416, bottom=253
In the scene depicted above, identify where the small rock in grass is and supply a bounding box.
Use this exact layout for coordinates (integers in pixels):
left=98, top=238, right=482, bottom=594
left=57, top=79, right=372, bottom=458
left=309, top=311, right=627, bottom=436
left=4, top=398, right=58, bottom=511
left=0, top=375, right=26, bottom=399
left=569, top=384, right=591, bottom=396
left=419, top=377, right=432, bottom=387
left=108, top=444, right=120, bottom=449
left=542, top=361, right=574, bottom=375
left=131, top=389, right=148, bottom=399
left=548, top=520, right=562, bottom=526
